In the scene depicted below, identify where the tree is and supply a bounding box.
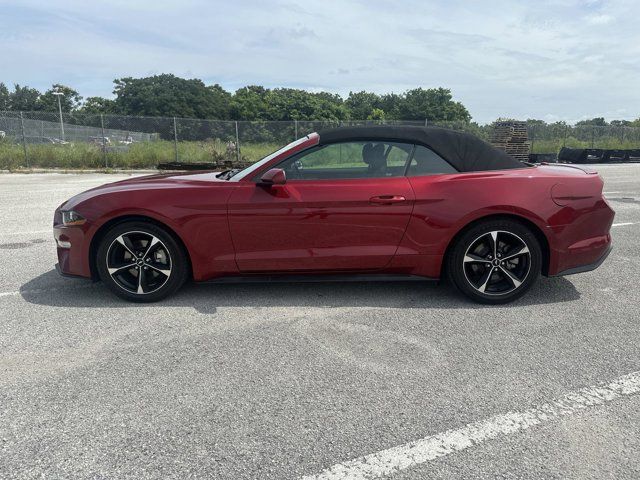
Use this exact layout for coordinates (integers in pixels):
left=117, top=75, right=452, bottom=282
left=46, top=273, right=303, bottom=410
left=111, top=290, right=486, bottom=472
left=610, top=119, right=633, bottom=127
left=367, top=108, right=386, bottom=120
left=206, top=84, right=232, bottom=119
left=113, top=74, right=231, bottom=118
left=345, top=91, right=381, bottom=120
left=9, top=84, right=41, bottom=111
left=39, top=84, right=83, bottom=112
left=0, top=83, right=9, bottom=110
left=231, top=87, right=349, bottom=121
left=397, top=88, right=470, bottom=122
left=0, top=75, right=479, bottom=123
left=265, top=88, right=348, bottom=121
left=576, top=117, right=607, bottom=127
left=230, top=85, right=269, bottom=120
left=309, top=91, right=348, bottom=120
left=379, top=93, right=402, bottom=119
left=79, top=96, right=117, bottom=114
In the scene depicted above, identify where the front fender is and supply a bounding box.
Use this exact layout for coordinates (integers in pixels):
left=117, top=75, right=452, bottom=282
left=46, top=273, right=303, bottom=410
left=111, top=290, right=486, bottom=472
left=78, top=187, right=238, bottom=282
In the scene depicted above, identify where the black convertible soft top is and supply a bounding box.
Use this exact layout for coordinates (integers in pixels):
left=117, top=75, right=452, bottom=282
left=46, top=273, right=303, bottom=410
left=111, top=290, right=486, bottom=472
left=317, top=125, right=524, bottom=172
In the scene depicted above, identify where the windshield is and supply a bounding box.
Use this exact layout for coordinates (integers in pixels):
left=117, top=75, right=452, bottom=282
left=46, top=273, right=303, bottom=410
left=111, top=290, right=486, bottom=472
left=230, top=136, right=311, bottom=181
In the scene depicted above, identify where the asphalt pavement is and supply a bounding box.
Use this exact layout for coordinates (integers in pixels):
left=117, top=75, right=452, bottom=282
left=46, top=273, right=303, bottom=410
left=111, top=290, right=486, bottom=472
left=0, top=166, right=639, bottom=479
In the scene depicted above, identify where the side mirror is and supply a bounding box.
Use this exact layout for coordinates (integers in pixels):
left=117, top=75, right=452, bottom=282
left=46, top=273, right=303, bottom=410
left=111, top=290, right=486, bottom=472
left=259, top=168, right=286, bottom=186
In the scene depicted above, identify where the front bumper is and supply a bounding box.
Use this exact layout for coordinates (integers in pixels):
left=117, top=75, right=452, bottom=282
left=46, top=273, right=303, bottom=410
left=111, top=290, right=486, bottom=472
left=55, top=262, right=91, bottom=279
left=53, top=224, right=92, bottom=279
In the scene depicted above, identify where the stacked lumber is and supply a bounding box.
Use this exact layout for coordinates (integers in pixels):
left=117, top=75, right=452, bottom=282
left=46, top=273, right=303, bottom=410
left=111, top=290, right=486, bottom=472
left=490, top=121, right=531, bottom=162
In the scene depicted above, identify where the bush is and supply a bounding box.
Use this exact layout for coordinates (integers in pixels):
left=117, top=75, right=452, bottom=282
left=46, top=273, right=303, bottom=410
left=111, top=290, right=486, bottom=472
left=0, top=140, right=24, bottom=170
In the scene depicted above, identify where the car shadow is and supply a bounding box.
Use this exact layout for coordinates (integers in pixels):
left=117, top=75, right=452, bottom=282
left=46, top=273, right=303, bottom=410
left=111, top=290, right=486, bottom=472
left=20, top=269, right=580, bottom=313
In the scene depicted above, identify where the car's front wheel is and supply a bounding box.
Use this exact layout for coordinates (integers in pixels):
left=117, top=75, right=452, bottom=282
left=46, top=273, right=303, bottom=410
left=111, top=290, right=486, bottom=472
left=447, top=219, right=542, bottom=304
left=96, top=221, right=189, bottom=302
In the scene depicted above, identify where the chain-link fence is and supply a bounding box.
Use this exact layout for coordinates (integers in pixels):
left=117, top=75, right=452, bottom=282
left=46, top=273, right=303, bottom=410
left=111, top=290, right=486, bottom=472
left=1, top=111, right=639, bottom=170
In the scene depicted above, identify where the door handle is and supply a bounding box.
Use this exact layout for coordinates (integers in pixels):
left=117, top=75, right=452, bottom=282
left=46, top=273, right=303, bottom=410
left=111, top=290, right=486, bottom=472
left=369, top=195, right=407, bottom=205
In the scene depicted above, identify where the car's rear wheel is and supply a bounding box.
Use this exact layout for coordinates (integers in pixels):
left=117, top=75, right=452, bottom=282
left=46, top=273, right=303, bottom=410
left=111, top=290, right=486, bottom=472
left=96, top=221, right=189, bottom=302
left=447, top=219, right=541, bottom=304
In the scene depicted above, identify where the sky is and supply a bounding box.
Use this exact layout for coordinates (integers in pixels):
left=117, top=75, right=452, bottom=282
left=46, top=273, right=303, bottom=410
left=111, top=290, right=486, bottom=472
left=0, top=0, right=638, bottom=123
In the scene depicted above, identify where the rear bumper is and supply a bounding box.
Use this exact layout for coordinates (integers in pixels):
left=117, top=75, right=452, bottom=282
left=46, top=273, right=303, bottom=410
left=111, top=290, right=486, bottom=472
left=551, top=242, right=612, bottom=277
left=546, top=192, right=615, bottom=276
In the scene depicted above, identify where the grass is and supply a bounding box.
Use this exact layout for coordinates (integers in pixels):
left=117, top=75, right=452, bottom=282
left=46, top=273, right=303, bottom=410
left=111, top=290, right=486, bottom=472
left=0, top=140, right=282, bottom=171
left=2, top=135, right=640, bottom=171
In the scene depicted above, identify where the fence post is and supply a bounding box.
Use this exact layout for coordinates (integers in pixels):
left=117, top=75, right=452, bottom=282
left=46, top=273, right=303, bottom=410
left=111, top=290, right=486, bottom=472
left=591, top=126, right=595, bottom=148
left=424, top=119, right=428, bottom=127
left=100, top=114, right=107, bottom=168
left=530, top=124, right=535, bottom=154
left=19, top=112, right=28, bottom=167
left=235, top=121, right=241, bottom=164
left=294, top=119, right=298, bottom=140
left=173, top=117, right=179, bottom=163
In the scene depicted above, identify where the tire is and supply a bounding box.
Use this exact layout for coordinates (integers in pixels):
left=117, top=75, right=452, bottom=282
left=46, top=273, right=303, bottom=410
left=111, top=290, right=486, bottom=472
left=96, top=221, right=189, bottom=302
left=446, top=219, right=542, bottom=304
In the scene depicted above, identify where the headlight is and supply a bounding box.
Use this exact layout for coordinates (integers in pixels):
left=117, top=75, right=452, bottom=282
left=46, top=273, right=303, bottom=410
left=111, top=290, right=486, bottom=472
left=61, top=210, right=86, bottom=226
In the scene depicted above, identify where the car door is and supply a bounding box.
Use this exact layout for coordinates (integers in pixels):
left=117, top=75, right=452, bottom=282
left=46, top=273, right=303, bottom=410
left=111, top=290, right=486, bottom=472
left=227, top=140, right=416, bottom=272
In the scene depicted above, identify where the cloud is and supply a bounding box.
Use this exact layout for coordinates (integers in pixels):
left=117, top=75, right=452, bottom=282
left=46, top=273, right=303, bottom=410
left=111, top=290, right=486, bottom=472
left=585, top=13, right=614, bottom=24
left=0, top=0, right=638, bottom=123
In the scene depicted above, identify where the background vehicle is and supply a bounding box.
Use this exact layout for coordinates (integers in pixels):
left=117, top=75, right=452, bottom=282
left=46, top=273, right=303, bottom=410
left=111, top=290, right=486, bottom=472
left=53, top=126, right=614, bottom=304
left=89, top=136, right=111, bottom=147
left=29, top=137, right=70, bottom=145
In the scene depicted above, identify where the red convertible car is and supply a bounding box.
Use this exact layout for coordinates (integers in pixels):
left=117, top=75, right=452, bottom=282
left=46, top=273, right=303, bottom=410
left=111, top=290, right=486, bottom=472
left=54, top=126, right=614, bottom=304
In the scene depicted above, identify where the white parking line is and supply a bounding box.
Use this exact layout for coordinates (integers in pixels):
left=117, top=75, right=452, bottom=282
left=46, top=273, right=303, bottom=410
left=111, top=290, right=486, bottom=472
left=0, top=284, right=97, bottom=298
left=0, top=291, right=20, bottom=297
left=0, top=187, right=91, bottom=194
left=302, top=371, right=640, bottom=480
left=612, top=222, right=635, bottom=227
left=0, top=230, right=51, bottom=236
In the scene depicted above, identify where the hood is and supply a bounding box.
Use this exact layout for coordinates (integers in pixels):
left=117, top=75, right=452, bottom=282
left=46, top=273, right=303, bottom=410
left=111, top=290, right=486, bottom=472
left=102, top=170, right=227, bottom=188
left=59, top=170, right=228, bottom=211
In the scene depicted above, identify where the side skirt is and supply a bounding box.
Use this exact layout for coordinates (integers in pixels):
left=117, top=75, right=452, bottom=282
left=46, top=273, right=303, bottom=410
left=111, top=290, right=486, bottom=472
left=199, top=273, right=439, bottom=284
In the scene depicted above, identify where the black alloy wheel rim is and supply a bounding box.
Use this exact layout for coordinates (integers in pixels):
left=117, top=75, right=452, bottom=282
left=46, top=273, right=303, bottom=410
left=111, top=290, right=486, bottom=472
left=106, top=231, right=172, bottom=295
left=462, top=230, right=531, bottom=296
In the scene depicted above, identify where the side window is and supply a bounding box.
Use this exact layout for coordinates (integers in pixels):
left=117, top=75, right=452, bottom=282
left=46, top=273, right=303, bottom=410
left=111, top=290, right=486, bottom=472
left=275, top=141, right=412, bottom=180
left=407, top=145, right=457, bottom=176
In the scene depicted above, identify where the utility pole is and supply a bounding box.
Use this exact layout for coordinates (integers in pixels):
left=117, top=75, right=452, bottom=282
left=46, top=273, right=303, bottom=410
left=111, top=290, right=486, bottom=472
left=52, top=91, right=65, bottom=141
